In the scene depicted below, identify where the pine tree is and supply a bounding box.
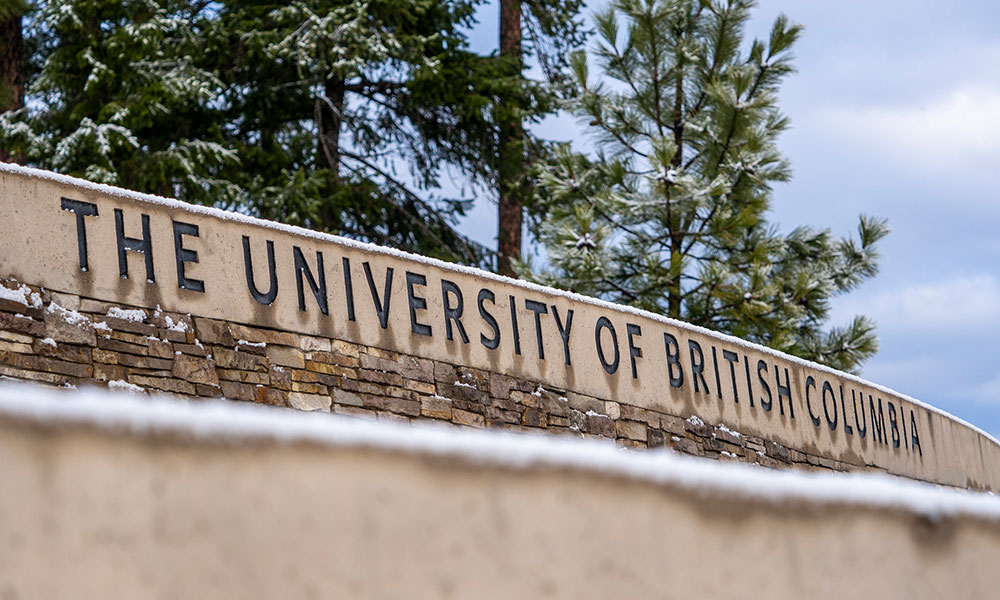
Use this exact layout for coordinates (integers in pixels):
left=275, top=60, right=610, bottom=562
left=0, top=0, right=510, bottom=266
left=530, top=0, right=888, bottom=373
left=197, top=0, right=510, bottom=266
left=0, top=0, right=237, bottom=203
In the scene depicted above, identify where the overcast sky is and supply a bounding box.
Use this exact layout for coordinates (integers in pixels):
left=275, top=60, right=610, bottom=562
left=461, top=0, right=1000, bottom=436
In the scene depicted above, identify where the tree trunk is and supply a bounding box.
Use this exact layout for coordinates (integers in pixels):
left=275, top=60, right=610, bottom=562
left=319, top=77, right=345, bottom=179
left=318, top=76, right=345, bottom=230
left=0, top=13, right=23, bottom=164
left=497, top=0, right=523, bottom=277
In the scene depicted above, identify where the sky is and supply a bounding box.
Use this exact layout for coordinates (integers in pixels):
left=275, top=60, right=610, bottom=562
left=459, top=0, right=1000, bottom=436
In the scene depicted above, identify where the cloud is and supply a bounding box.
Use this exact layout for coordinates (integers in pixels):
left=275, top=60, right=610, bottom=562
left=960, top=373, right=1000, bottom=406
left=806, top=86, right=1000, bottom=173
left=836, top=275, right=1000, bottom=333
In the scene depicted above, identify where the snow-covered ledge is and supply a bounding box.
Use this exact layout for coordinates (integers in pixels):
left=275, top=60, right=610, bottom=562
left=0, top=381, right=999, bottom=598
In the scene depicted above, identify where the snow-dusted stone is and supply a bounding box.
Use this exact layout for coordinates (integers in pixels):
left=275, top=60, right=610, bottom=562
left=44, top=303, right=96, bottom=346
left=172, top=355, right=219, bottom=387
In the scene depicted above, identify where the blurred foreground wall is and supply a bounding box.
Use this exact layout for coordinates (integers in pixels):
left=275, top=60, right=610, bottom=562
left=1, top=391, right=1000, bottom=599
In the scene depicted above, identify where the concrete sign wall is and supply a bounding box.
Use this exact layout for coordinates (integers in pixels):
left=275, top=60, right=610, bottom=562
left=0, top=163, right=997, bottom=489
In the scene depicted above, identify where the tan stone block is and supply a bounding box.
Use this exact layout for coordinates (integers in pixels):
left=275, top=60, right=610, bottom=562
left=331, top=340, right=360, bottom=358
left=0, top=313, right=44, bottom=337
left=117, top=353, right=173, bottom=371
left=332, top=388, right=362, bottom=407
left=420, top=396, right=452, bottom=420
left=266, top=346, right=305, bottom=369
left=0, top=365, right=71, bottom=385
left=620, top=404, right=646, bottom=422
left=290, top=369, right=337, bottom=385
left=220, top=380, right=256, bottom=402
left=269, top=365, right=292, bottom=390
left=43, top=305, right=95, bottom=346
left=566, top=391, right=604, bottom=414
left=647, top=428, right=666, bottom=448
left=537, top=390, right=569, bottom=417
left=333, top=405, right=375, bottom=419
left=49, top=292, right=80, bottom=311
left=172, top=355, right=220, bottom=386
left=194, top=384, right=224, bottom=397
left=356, top=382, right=410, bottom=399
left=304, top=361, right=355, bottom=378
left=192, top=317, right=234, bottom=346
left=404, top=380, right=435, bottom=395
left=489, top=374, right=514, bottom=399
left=214, top=347, right=267, bottom=371
left=549, top=415, right=569, bottom=428
left=0, top=330, right=33, bottom=344
left=217, top=369, right=269, bottom=385
left=150, top=310, right=192, bottom=333
left=34, top=342, right=91, bottom=364
left=587, top=413, right=615, bottom=438
left=0, top=340, right=32, bottom=354
left=712, top=425, right=741, bottom=445
left=288, top=391, right=331, bottom=412
left=104, top=315, right=156, bottom=336
left=616, top=420, right=647, bottom=442
left=130, top=376, right=196, bottom=395
left=304, top=351, right=358, bottom=368
left=359, top=369, right=403, bottom=387
left=766, top=440, right=790, bottom=464
left=521, top=407, right=547, bottom=428
left=93, top=363, right=126, bottom=382
left=0, top=297, right=32, bottom=315
left=146, top=337, right=174, bottom=359
left=255, top=387, right=287, bottom=406
left=1, top=351, right=93, bottom=379
left=298, top=335, right=331, bottom=352
left=452, top=408, right=485, bottom=428
left=485, top=406, right=520, bottom=425
left=376, top=411, right=410, bottom=424
left=604, top=401, right=621, bottom=420
left=671, top=436, right=702, bottom=456
left=433, top=361, right=457, bottom=383
left=683, top=416, right=711, bottom=438
left=361, top=394, right=420, bottom=417
left=291, top=381, right=327, bottom=394
left=364, top=347, right=398, bottom=361
left=511, top=389, right=541, bottom=408
left=173, top=342, right=208, bottom=357
left=229, top=323, right=298, bottom=347
left=437, top=382, right=487, bottom=405
left=359, top=353, right=433, bottom=383
left=97, top=337, right=147, bottom=356
left=660, top=414, right=686, bottom=436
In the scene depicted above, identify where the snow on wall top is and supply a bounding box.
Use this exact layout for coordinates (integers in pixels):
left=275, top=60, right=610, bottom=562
left=0, top=381, right=997, bottom=522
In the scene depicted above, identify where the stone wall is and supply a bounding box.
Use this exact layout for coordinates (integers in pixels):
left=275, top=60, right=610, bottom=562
left=1, top=163, right=997, bottom=490
left=0, top=277, right=884, bottom=475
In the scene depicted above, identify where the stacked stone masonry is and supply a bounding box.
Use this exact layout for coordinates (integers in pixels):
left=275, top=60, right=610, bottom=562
left=0, top=278, right=873, bottom=475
